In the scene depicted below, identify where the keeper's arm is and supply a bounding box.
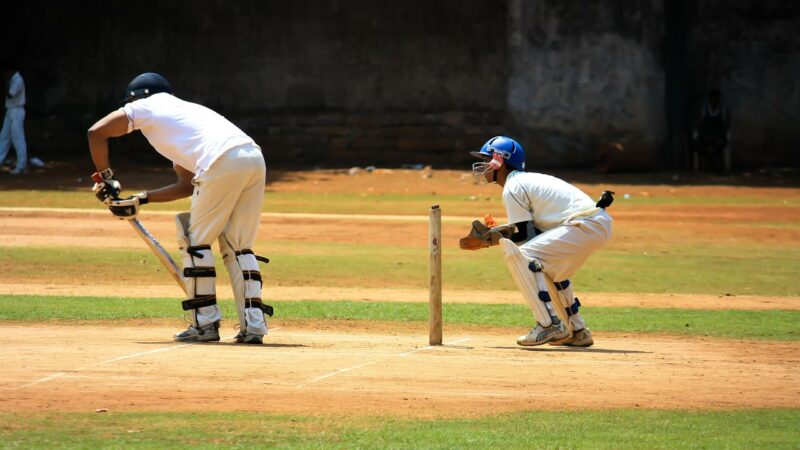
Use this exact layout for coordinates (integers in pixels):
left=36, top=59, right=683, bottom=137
left=509, top=221, right=538, bottom=244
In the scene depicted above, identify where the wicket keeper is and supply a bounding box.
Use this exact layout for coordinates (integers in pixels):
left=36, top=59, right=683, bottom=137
left=461, top=136, right=614, bottom=347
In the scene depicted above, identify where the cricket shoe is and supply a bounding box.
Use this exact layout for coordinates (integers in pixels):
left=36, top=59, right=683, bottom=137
left=174, top=321, right=220, bottom=342
left=548, top=327, right=594, bottom=347
left=516, top=320, right=569, bottom=346
left=234, top=331, right=263, bottom=345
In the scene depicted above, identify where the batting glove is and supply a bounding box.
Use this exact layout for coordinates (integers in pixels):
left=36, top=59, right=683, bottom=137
left=108, top=192, right=148, bottom=220
left=91, top=168, right=121, bottom=205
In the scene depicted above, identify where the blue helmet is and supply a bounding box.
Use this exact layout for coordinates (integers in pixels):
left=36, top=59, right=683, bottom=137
left=120, top=72, right=173, bottom=105
left=470, top=136, right=526, bottom=170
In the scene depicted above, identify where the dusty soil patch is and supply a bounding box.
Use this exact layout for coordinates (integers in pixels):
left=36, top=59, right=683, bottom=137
left=1, top=323, right=798, bottom=417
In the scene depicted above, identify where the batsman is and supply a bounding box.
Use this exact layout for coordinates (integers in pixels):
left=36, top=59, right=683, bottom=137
left=87, top=72, right=272, bottom=344
left=461, top=136, right=613, bottom=347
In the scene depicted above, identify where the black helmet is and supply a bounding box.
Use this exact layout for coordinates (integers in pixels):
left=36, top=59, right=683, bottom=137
left=120, top=72, right=172, bottom=104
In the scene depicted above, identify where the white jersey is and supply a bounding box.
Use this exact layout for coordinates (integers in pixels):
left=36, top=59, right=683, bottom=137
left=5, top=71, right=25, bottom=108
left=502, top=171, right=599, bottom=232
left=122, top=93, right=254, bottom=173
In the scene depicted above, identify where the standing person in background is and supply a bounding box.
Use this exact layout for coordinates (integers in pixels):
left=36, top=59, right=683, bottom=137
left=692, top=89, right=732, bottom=172
left=0, top=66, right=27, bottom=175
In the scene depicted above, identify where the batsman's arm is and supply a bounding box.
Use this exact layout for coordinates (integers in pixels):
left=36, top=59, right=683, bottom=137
left=87, top=110, right=130, bottom=173
left=144, top=164, right=195, bottom=203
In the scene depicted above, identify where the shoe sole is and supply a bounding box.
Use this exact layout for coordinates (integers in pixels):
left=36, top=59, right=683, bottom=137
left=174, top=334, right=220, bottom=343
left=517, top=331, right=569, bottom=347
left=240, top=336, right=263, bottom=344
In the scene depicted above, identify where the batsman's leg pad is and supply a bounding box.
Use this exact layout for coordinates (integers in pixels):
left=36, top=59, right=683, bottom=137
left=220, top=235, right=270, bottom=336
left=177, top=213, right=220, bottom=327
left=500, top=238, right=556, bottom=327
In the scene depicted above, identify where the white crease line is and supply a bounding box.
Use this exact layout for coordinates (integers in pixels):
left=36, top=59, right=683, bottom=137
left=297, top=337, right=471, bottom=388
left=12, top=334, right=239, bottom=390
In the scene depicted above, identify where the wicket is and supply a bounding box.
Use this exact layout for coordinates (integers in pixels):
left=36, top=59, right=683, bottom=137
left=429, top=204, right=442, bottom=345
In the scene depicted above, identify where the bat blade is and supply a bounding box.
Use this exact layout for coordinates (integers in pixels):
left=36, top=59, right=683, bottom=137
left=129, top=218, right=187, bottom=294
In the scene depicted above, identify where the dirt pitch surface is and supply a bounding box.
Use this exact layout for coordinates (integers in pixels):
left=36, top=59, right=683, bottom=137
left=3, top=323, right=798, bottom=417
left=1, top=168, right=799, bottom=417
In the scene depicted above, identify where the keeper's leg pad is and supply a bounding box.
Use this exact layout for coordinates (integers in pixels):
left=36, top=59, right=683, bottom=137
left=553, top=280, right=586, bottom=331
left=499, top=238, right=557, bottom=327
left=177, top=212, right=220, bottom=327
left=220, top=235, right=269, bottom=336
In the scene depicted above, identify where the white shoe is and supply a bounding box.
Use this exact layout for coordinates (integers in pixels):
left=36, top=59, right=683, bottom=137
left=516, top=320, right=569, bottom=346
left=174, top=321, right=220, bottom=342
left=549, top=327, right=594, bottom=347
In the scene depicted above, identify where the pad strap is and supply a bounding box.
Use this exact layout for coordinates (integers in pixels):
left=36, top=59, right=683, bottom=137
left=554, top=280, right=571, bottom=290
left=243, top=270, right=262, bottom=286
left=181, top=295, right=217, bottom=311
left=183, top=267, right=216, bottom=277
left=236, top=249, right=270, bottom=264
left=187, top=244, right=211, bottom=258
left=245, top=297, right=274, bottom=317
left=565, top=298, right=581, bottom=316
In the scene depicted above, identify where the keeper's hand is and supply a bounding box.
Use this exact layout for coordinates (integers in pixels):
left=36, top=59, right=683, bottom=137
left=459, top=236, right=490, bottom=250
left=91, top=169, right=121, bottom=205
left=459, top=219, right=515, bottom=250
left=108, top=192, right=148, bottom=220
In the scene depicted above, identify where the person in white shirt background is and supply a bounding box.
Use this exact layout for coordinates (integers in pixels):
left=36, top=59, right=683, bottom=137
left=87, top=72, right=272, bottom=344
left=0, top=66, right=28, bottom=175
left=460, top=136, right=614, bottom=347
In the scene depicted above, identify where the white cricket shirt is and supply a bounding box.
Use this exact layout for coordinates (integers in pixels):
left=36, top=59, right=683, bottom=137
left=122, top=93, right=254, bottom=173
left=5, top=71, right=25, bottom=108
left=502, top=171, right=599, bottom=231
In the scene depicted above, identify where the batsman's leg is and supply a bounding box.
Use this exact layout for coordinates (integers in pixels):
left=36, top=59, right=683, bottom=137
left=174, top=212, right=221, bottom=342
left=500, top=239, right=569, bottom=346
left=220, top=235, right=271, bottom=344
left=218, top=144, right=269, bottom=344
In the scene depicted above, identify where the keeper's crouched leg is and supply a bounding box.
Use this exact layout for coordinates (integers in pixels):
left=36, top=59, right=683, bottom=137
left=499, top=239, right=569, bottom=346
left=548, top=279, right=593, bottom=347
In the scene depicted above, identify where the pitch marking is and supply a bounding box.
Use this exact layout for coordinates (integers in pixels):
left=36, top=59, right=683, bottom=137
left=297, top=337, right=472, bottom=388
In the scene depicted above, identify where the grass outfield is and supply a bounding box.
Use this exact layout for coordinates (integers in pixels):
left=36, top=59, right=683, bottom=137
left=1, top=409, right=797, bottom=449
left=1, top=295, right=798, bottom=341
left=2, top=189, right=800, bottom=214
left=2, top=241, right=799, bottom=296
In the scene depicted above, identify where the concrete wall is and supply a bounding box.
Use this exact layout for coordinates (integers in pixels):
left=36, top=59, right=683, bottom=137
left=507, top=0, right=667, bottom=169
left=2, top=0, right=798, bottom=169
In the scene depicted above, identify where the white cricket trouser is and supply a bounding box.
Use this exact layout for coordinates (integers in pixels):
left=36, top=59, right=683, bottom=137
left=0, top=107, right=27, bottom=172
left=519, top=210, right=612, bottom=282
left=189, top=144, right=265, bottom=247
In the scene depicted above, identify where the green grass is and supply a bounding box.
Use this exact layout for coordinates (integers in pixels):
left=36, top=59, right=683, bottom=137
left=1, top=409, right=797, bottom=449
left=3, top=189, right=799, bottom=214
left=3, top=241, right=799, bottom=296
left=1, top=295, right=797, bottom=341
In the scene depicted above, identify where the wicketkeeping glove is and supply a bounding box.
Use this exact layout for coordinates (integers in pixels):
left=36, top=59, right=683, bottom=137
left=108, top=192, right=148, bottom=220
left=459, top=220, right=515, bottom=250
left=91, top=168, right=121, bottom=205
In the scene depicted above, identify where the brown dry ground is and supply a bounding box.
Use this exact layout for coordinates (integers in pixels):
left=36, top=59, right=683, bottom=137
left=1, top=169, right=799, bottom=417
